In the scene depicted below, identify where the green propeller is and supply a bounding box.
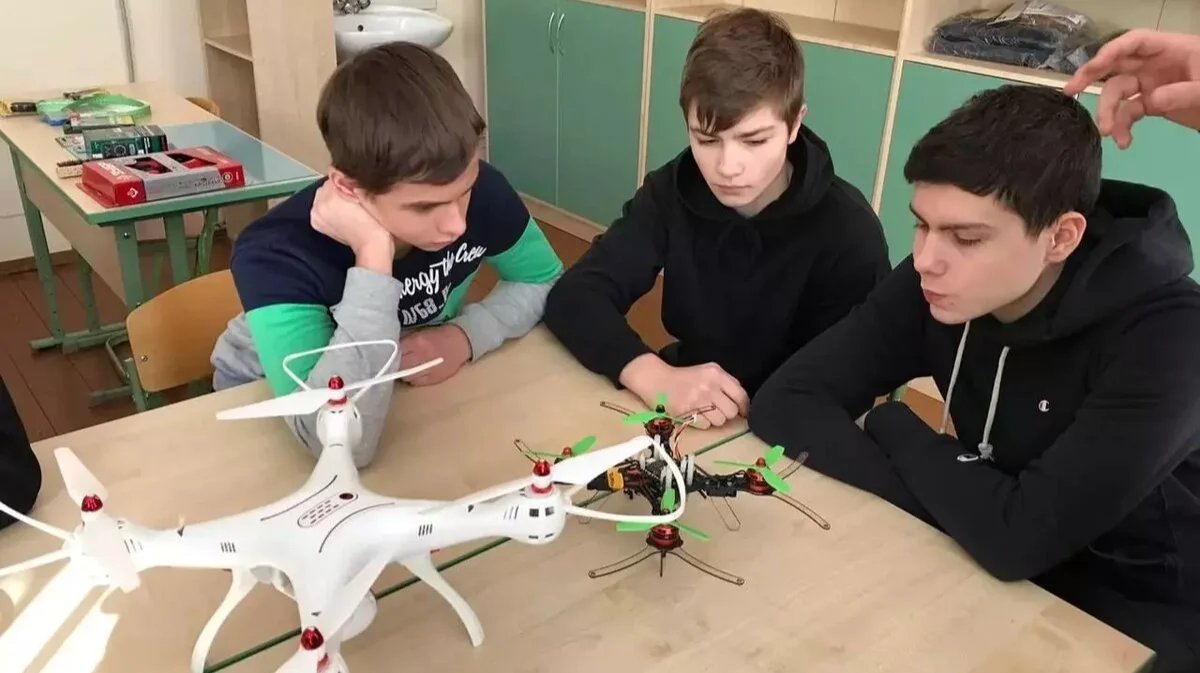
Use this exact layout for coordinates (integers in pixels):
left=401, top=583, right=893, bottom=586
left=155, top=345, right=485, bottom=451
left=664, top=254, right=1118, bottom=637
left=713, top=444, right=792, bottom=494
left=621, top=392, right=689, bottom=425
left=522, top=435, right=597, bottom=460
left=615, top=487, right=709, bottom=541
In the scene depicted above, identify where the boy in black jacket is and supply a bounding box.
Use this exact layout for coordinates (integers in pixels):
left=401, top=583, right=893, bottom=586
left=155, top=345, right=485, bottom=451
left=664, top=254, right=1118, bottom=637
left=750, top=84, right=1200, bottom=671
left=0, top=375, right=41, bottom=530
left=543, top=8, right=889, bottom=428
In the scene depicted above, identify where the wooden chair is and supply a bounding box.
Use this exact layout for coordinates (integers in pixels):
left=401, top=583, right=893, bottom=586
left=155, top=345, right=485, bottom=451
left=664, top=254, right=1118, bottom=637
left=123, top=269, right=242, bottom=411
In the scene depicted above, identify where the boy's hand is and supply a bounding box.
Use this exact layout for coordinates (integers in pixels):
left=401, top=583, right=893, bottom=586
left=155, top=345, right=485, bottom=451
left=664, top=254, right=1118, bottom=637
left=1064, top=29, right=1200, bottom=148
left=398, top=325, right=473, bottom=386
left=619, top=354, right=749, bottom=429
left=310, top=180, right=395, bottom=274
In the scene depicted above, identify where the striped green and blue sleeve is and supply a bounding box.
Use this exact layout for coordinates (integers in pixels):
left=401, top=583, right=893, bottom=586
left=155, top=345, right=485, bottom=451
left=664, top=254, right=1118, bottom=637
left=230, top=242, right=403, bottom=467
left=447, top=165, right=565, bottom=359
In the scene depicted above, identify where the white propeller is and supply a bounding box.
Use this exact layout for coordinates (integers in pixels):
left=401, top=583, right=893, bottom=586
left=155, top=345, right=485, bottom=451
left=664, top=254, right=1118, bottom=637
left=216, top=358, right=444, bottom=421
left=425, top=436, right=655, bottom=514
left=53, top=448, right=141, bottom=592
left=275, top=552, right=391, bottom=673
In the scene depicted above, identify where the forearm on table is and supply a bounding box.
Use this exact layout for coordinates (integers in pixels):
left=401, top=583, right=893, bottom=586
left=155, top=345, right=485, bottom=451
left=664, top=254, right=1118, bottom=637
left=282, top=268, right=403, bottom=467
left=449, top=277, right=559, bottom=360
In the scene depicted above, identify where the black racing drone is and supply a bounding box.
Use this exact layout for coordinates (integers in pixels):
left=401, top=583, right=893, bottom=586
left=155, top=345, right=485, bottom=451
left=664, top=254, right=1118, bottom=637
left=592, top=393, right=830, bottom=533
left=588, top=486, right=745, bottom=586
left=513, top=393, right=831, bottom=586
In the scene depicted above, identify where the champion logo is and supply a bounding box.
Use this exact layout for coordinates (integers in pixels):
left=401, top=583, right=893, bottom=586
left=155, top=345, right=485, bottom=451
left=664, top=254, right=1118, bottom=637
left=1038, top=400, right=1050, bottom=413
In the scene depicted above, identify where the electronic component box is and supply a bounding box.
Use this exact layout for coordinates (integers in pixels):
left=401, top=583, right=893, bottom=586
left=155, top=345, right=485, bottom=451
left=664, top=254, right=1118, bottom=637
left=78, top=146, right=245, bottom=208
left=80, top=124, right=168, bottom=158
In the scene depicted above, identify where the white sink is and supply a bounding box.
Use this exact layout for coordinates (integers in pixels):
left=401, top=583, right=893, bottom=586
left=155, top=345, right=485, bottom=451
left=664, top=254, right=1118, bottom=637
left=334, top=6, right=454, bottom=61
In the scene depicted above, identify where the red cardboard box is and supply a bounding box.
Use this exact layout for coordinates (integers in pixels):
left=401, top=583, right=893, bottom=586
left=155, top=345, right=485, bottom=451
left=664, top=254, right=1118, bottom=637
left=79, top=146, right=245, bottom=208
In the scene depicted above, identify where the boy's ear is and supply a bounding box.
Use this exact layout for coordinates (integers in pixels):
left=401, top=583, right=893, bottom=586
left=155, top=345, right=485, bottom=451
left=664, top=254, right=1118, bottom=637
left=327, top=168, right=364, bottom=201
left=1044, top=211, right=1087, bottom=263
left=788, top=104, right=808, bottom=143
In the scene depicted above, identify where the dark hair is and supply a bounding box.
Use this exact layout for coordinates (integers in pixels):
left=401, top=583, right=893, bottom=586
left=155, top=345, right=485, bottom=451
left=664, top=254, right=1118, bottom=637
left=679, top=8, right=805, bottom=135
left=904, top=84, right=1101, bottom=234
left=316, top=41, right=485, bottom=194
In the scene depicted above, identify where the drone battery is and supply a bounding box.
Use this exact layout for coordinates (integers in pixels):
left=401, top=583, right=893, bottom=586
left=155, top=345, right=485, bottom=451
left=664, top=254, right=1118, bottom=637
left=79, top=146, right=245, bottom=208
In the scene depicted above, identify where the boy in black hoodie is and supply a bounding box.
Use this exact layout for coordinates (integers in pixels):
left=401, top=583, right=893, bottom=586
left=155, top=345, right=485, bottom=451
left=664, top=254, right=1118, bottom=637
left=750, top=84, right=1200, bottom=671
left=0, top=375, right=42, bottom=531
left=543, top=8, right=889, bottom=428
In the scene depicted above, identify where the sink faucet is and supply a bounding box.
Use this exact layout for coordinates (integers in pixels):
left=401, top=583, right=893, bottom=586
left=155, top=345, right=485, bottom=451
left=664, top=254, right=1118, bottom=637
left=333, top=0, right=371, bottom=14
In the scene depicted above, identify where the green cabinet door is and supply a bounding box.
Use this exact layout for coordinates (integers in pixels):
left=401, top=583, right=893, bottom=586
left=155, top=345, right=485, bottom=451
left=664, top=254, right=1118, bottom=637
left=556, top=1, right=645, bottom=227
left=799, top=43, right=893, bottom=202
left=1078, top=96, right=1200, bottom=273
left=645, top=16, right=698, bottom=175
left=878, top=63, right=1011, bottom=266
left=484, top=0, right=559, bottom=205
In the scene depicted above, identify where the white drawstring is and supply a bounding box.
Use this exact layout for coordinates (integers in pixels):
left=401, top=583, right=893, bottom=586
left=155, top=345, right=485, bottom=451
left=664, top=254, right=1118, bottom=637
left=940, top=320, right=1009, bottom=463
left=940, top=321, right=970, bottom=434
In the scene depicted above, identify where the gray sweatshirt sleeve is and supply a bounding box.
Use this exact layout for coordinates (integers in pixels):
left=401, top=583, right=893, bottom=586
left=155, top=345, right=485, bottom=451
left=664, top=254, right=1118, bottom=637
left=449, top=274, right=561, bottom=360
left=285, top=267, right=403, bottom=467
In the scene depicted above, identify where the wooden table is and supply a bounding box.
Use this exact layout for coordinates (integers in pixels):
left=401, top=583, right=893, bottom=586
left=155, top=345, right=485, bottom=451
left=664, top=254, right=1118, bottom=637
left=0, top=328, right=741, bottom=673
left=0, top=82, right=319, bottom=405
left=226, top=425, right=1156, bottom=672
left=0, top=329, right=1153, bottom=672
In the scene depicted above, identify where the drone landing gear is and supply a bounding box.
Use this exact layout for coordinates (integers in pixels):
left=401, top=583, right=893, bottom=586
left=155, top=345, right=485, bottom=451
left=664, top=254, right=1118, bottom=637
left=742, top=472, right=831, bottom=531
left=587, top=525, right=744, bottom=586
left=192, top=568, right=257, bottom=673
left=400, top=552, right=485, bottom=647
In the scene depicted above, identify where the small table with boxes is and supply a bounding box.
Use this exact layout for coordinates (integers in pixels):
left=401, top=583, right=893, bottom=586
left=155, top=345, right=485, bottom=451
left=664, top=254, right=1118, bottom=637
left=0, top=81, right=320, bottom=407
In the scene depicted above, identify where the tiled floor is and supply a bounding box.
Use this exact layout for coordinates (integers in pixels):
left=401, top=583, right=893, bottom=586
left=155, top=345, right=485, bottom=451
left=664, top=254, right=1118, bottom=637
left=0, top=222, right=673, bottom=442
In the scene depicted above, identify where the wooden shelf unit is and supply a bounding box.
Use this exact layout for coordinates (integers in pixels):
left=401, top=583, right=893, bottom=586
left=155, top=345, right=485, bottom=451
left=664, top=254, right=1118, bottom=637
left=203, top=33, right=253, bottom=61
left=196, top=0, right=336, bottom=172
left=196, top=0, right=337, bottom=237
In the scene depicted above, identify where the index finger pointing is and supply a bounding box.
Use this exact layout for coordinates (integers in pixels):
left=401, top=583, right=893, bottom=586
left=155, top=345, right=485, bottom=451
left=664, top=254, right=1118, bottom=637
left=1064, top=29, right=1157, bottom=94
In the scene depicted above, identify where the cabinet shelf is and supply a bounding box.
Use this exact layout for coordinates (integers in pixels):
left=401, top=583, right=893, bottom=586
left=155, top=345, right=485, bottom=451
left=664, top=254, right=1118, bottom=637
left=204, top=33, right=253, bottom=61
left=656, top=3, right=898, bottom=56
left=905, top=51, right=1101, bottom=95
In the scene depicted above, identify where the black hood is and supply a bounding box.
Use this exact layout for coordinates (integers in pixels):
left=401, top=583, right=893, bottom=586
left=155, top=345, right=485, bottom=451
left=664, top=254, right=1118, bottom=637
left=975, top=180, right=1194, bottom=347
left=670, top=125, right=838, bottom=278
left=674, top=124, right=836, bottom=227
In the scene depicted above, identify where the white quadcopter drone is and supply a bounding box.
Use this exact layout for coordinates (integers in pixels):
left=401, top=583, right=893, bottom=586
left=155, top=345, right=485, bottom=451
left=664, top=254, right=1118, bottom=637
left=0, top=340, right=689, bottom=673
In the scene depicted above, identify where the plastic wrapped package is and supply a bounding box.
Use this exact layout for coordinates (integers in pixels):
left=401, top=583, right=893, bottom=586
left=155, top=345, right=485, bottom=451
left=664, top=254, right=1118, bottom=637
left=928, top=1, right=1121, bottom=74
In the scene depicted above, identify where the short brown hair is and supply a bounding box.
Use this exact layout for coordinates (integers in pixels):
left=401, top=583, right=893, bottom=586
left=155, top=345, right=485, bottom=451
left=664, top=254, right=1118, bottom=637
left=680, top=8, right=805, bottom=134
left=316, top=41, right=485, bottom=194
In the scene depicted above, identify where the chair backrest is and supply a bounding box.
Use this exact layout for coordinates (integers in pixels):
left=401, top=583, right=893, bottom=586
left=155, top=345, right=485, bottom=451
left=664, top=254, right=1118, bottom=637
left=125, top=269, right=242, bottom=394
left=186, top=96, right=221, bottom=118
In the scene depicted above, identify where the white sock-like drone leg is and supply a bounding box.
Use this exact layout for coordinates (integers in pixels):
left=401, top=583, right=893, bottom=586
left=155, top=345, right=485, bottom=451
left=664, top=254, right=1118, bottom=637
left=191, top=568, right=258, bottom=673
left=400, top=552, right=484, bottom=647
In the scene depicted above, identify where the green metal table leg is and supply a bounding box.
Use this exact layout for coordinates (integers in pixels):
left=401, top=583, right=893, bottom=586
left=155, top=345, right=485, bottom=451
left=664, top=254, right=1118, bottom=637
left=79, top=222, right=149, bottom=407
left=77, top=253, right=100, bottom=331
left=55, top=254, right=127, bottom=355
left=196, top=208, right=219, bottom=275
left=114, top=221, right=148, bottom=309
left=12, top=152, right=65, bottom=351
left=126, top=357, right=151, bottom=412
left=163, top=213, right=192, bottom=286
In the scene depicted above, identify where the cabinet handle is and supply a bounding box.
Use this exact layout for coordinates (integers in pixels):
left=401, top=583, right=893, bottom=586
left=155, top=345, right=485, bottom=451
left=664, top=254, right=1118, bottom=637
left=555, top=13, right=566, bottom=54
left=547, top=11, right=557, bottom=54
